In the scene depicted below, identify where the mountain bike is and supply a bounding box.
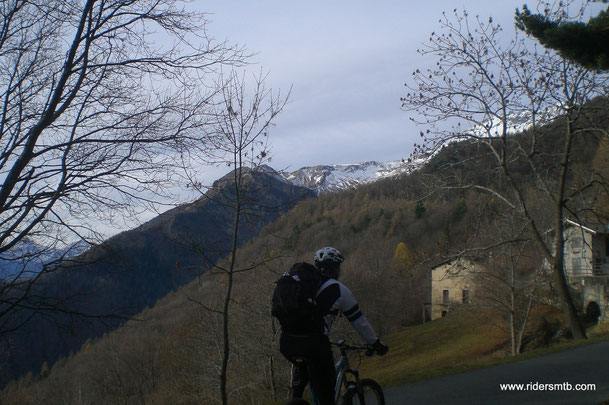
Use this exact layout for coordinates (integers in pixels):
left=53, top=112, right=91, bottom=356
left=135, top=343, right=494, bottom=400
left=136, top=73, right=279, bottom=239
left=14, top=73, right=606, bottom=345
left=306, top=338, right=384, bottom=405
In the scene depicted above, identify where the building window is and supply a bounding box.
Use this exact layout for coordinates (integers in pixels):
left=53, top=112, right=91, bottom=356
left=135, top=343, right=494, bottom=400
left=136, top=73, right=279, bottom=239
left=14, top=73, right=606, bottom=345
left=443, top=289, right=450, bottom=304
left=462, top=289, right=471, bottom=304
left=572, top=258, right=581, bottom=275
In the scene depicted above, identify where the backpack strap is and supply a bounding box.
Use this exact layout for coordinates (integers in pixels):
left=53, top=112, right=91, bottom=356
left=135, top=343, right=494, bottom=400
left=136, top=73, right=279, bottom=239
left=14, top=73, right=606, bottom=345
left=316, top=277, right=337, bottom=298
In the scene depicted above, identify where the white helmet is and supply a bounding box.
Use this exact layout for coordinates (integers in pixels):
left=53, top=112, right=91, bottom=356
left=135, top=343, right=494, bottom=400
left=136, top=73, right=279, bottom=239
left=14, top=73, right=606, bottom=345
left=314, top=247, right=344, bottom=267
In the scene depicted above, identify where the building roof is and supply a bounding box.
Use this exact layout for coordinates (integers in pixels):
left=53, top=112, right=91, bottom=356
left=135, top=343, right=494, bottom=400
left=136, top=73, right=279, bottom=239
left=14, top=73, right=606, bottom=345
left=565, top=219, right=609, bottom=235
left=430, top=257, right=476, bottom=272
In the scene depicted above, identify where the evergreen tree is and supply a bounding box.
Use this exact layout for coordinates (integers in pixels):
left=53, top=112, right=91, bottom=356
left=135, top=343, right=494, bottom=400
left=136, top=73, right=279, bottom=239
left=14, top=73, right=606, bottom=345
left=516, top=1, right=609, bottom=70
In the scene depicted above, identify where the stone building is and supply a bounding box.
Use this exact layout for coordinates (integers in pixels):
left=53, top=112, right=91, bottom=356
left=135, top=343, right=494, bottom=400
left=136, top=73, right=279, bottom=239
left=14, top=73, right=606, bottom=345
left=563, top=219, right=609, bottom=278
left=428, top=258, right=477, bottom=320
left=424, top=220, right=609, bottom=323
left=562, top=220, right=609, bottom=324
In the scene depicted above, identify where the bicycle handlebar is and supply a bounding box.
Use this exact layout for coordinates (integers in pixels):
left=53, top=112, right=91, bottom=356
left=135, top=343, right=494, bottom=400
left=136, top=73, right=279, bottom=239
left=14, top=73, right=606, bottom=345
left=332, top=338, right=375, bottom=356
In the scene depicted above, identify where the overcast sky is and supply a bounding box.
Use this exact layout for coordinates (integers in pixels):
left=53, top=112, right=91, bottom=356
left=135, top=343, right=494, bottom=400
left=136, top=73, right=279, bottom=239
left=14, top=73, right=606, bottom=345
left=196, top=1, right=531, bottom=178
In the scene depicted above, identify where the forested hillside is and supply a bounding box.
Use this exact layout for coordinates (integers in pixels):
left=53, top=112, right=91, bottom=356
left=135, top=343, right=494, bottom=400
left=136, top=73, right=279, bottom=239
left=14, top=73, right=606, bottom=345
left=3, top=98, right=609, bottom=404
left=0, top=168, right=313, bottom=389
left=1, top=170, right=478, bottom=404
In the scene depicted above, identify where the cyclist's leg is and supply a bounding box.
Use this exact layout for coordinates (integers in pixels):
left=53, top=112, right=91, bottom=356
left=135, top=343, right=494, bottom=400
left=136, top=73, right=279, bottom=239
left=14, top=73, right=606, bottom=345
left=280, top=334, right=310, bottom=399
left=290, top=359, right=309, bottom=398
left=280, top=333, right=334, bottom=404
left=306, top=336, right=335, bottom=405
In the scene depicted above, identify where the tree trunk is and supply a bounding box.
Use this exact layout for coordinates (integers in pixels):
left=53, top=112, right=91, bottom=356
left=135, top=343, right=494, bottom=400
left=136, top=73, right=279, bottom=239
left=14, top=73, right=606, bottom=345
left=516, top=285, right=536, bottom=354
left=509, top=267, right=516, bottom=356
left=220, top=166, right=242, bottom=405
left=220, top=214, right=238, bottom=405
left=552, top=259, right=587, bottom=339
left=552, top=111, right=587, bottom=340
left=510, top=311, right=516, bottom=356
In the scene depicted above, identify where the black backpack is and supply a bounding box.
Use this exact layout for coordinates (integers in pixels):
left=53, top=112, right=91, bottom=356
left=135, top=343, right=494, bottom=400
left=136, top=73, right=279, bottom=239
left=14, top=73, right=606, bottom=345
left=271, top=262, right=325, bottom=334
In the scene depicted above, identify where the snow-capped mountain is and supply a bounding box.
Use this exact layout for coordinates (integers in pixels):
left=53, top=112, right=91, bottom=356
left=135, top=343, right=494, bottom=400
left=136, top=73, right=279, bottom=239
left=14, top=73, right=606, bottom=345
left=269, top=107, right=556, bottom=195
left=465, top=106, right=561, bottom=138
left=280, top=160, right=413, bottom=195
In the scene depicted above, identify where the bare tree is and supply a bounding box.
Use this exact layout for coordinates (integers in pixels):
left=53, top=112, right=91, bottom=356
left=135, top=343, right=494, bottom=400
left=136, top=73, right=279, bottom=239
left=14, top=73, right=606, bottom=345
left=469, top=206, right=546, bottom=355
left=185, top=70, right=289, bottom=405
left=0, top=0, right=245, bottom=332
left=402, top=5, right=609, bottom=339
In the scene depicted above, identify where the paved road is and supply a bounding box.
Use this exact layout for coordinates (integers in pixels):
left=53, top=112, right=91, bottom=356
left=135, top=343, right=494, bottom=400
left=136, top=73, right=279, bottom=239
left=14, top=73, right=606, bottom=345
left=383, top=341, right=609, bottom=404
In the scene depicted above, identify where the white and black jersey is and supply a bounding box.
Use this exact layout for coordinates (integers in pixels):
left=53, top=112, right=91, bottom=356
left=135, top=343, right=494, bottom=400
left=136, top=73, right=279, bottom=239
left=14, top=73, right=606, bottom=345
left=315, top=278, right=378, bottom=344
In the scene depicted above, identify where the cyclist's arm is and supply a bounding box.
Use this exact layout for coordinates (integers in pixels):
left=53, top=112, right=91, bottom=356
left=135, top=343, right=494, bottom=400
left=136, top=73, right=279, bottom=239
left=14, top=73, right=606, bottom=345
left=336, top=283, right=378, bottom=344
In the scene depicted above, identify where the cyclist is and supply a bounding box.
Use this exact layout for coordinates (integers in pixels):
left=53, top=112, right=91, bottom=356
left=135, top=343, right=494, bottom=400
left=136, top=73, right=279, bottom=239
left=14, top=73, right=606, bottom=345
left=279, top=247, right=389, bottom=405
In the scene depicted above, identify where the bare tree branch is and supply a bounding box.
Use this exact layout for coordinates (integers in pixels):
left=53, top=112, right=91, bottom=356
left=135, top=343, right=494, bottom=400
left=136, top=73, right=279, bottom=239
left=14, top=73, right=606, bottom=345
left=0, top=0, right=247, bottom=335
left=402, top=5, right=609, bottom=339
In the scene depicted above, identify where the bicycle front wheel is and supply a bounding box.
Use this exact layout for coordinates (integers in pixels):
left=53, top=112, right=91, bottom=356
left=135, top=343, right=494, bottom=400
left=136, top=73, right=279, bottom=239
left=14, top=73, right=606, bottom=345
left=339, top=378, right=384, bottom=405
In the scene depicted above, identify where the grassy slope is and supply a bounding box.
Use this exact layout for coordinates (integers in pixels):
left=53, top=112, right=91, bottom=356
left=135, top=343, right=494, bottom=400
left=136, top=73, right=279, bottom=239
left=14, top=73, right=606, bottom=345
left=358, top=309, right=505, bottom=387
left=267, top=308, right=609, bottom=405
left=356, top=308, right=609, bottom=389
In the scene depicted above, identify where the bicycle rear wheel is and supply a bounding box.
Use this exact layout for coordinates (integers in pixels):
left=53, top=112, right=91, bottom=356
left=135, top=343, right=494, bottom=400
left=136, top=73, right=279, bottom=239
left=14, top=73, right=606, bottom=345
left=339, top=378, right=384, bottom=405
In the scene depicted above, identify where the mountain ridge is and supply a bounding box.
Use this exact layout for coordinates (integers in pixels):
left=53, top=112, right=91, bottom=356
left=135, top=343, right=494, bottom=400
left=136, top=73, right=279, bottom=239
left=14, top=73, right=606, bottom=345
left=279, top=160, right=413, bottom=195
left=0, top=167, right=315, bottom=388
left=275, top=107, right=549, bottom=195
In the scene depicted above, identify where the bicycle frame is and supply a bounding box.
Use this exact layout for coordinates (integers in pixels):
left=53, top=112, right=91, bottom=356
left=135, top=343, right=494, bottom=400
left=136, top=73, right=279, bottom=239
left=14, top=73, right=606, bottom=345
left=334, top=345, right=360, bottom=402
left=310, top=338, right=368, bottom=405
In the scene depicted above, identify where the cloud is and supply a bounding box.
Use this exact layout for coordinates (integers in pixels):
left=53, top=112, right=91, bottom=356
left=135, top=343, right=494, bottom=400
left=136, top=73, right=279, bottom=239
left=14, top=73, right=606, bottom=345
left=187, top=2, right=527, bottom=179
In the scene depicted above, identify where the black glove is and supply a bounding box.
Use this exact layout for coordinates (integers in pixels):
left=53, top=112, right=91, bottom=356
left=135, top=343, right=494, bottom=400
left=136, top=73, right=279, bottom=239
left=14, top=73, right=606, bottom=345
left=371, top=339, right=388, bottom=356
